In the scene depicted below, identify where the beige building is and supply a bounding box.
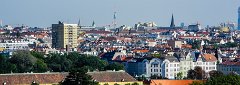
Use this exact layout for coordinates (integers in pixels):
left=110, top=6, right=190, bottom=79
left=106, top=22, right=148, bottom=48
left=167, top=40, right=182, bottom=48
left=52, top=21, right=79, bottom=49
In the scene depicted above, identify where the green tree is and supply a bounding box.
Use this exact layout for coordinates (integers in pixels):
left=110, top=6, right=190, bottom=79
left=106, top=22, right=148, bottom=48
left=194, top=66, right=206, bottom=79
left=225, top=42, right=238, bottom=48
left=33, top=60, right=48, bottom=73
left=150, top=74, right=162, bottom=79
left=125, top=83, right=131, bottom=85
left=205, top=75, right=240, bottom=85
left=190, top=40, right=201, bottom=49
left=176, top=72, right=183, bottom=79
left=104, top=62, right=124, bottom=71
left=189, top=81, right=204, bottom=85
left=46, top=53, right=72, bottom=72
left=131, top=82, right=139, bottom=85
left=9, top=50, right=37, bottom=73
left=137, top=75, right=147, bottom=81
left=104, top=83, right=109, bottom=85
left=187, top=69, right=196, bottom=79
left=31, top=51, right=45, bottom=61
left=73, top=54, right=107, bottom=71
left=114, top=83, right=120, bottom=85
left=152, top=53, right=161, bottom=58
left=209, top=70, right=223, bottom=78
left=0, top=55, right=16, bottom=73
left=187, top=66, right=206, bottom=80
left=60, top=67, right=98, bottom=85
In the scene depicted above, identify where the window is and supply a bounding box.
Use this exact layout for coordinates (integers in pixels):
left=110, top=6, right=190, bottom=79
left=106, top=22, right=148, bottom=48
left=155, top=64, right=158, bottom=67
left=154, top=69, right=158, bottom=72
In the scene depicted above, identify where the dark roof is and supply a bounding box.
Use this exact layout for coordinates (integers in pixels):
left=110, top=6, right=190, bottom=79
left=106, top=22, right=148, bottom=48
left=99, top=51, right=116, bottom=61
left=195, top=52, right=201, bottom=61
left=0, top=73, right=67, bottom=85
left=87, top=71, right=137, bottom=82
left=162, top=55, right=179, bottom=62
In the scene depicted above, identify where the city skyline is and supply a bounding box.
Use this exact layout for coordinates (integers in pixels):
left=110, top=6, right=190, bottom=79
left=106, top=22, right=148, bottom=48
left=0, top=0, right=239, bottom=27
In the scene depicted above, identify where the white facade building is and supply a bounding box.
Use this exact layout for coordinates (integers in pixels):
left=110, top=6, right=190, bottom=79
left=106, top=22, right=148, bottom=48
left=217, top=59, right=240, bottom=75
left=125, top=51, right=218, bottom=79
left=0, top=40, right=31, bottom=50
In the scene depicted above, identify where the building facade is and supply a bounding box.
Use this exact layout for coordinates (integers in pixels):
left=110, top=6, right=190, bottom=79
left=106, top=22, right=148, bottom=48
left=217, top=59, right=240, bottom=75
left=52, top=22, right=78, bottom=49
left=125, top=52, right=218, bottom=79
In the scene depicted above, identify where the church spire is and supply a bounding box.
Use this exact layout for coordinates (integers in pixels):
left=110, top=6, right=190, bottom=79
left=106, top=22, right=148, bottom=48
left=92, top=20, right=95, bottom=27
left=77, top=19, right=81, bottom=27
left=170, top=14, right=175, bottom=28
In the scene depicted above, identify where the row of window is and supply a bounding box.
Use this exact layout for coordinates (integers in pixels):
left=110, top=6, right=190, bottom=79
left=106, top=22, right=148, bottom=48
left=221, top=68, right=240, bottom=71
left=151, top=64, right=160, bottom=67
left=166, top=63, right=179, bottom=67
left=194, top=62, right=215, bottom=65
left=150, top=69, right=162, bottom=72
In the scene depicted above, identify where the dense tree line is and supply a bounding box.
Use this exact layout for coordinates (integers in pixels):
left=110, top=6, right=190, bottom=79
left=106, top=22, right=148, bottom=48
left=187, top=67, right=240, bottom=85
left=0, top=50, right=124, bottom=73
left=187, top=66, right=206, bottom=80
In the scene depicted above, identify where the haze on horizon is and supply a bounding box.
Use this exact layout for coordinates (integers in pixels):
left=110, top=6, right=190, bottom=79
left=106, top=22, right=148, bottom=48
left=0, top=0, right=239, bottom=27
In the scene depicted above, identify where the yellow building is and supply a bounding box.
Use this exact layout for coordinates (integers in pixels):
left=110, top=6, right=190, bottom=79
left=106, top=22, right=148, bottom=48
left=219, top=27, right=230, bottom=32
left=87, top=71, right=143, bottom=85
left=52, top=21, right=79, bottom=49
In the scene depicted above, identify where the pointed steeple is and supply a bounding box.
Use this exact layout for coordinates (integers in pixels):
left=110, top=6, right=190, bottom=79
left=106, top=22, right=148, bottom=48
left=170, top=14, right=175, bottom=28
left=77, top=19, right=81, bottom=27
left=92, top=21, right=95, bottom=27
left=0, top=20, right=2, bottom=28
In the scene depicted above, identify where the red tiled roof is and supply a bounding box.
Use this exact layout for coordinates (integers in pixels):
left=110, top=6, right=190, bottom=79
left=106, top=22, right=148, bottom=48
left=148, top=80, right=204, bottom=85
left=182, top=44, right=192, bottom=48
left=87, top=71, right=137, bottom=82
left=202, top=54, right=217, bottom=62
left=0, top=73, right=67, bottom=85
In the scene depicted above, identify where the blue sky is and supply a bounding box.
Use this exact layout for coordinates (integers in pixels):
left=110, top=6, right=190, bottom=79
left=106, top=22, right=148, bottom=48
left=0, top=0, right=239, bottom=27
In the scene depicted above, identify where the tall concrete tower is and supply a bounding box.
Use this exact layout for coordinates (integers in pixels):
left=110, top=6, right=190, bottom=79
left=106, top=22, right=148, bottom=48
left=238, top=7, right=240, bottom=30
left=52, top=21, right=78, bottom=49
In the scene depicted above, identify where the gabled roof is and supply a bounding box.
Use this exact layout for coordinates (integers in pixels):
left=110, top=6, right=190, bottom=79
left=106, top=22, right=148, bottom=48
left=87, top=71, right=137, bottom=82
left=0, top=73, right=67, bottom=85
left=202, top=54, right=217, bottom=62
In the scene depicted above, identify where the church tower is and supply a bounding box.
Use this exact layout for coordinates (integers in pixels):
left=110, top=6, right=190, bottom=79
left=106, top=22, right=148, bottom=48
left=170, top=14, right=175, bottom=28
